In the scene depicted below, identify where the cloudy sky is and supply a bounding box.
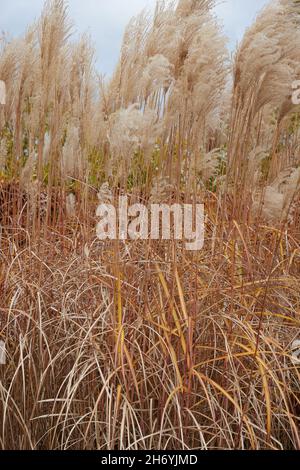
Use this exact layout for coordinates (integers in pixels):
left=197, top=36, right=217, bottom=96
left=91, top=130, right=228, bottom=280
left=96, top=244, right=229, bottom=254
left=0, top=0, right=269, bottom=75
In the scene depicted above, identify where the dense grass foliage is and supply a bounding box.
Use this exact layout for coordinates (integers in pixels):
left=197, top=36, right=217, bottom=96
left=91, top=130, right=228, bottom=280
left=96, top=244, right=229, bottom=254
left=0, top=0, right=299, bottom=450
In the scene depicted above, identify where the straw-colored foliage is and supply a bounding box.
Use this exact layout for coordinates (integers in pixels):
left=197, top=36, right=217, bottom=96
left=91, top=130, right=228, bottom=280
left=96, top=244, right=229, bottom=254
left=0, top=0, right=299, bottom=450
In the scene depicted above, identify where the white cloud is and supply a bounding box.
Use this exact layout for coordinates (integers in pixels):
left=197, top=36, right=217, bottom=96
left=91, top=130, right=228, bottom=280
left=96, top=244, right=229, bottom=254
left=0, top=0, right=269, bottom=75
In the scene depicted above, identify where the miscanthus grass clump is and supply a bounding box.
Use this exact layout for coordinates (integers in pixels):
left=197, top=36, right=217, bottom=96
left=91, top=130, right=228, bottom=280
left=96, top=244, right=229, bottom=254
left=0, top=0, right=299, bottom=451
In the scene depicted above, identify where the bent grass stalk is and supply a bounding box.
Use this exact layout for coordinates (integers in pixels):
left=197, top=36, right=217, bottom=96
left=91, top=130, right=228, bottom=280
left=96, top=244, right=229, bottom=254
left=0, top=0, right=299, bottom=451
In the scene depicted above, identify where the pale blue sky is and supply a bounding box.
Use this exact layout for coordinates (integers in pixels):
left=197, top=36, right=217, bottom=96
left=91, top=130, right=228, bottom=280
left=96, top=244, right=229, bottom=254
left=0, top=0, right=269, bottom=75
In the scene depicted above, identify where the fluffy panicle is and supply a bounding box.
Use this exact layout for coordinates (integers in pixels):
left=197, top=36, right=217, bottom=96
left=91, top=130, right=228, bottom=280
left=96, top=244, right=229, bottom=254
left=252, top=166, right=300, bottom=221
left=228, top=0, right=300, bottom=202
left=140, top=54, right=174, bottom=98
left=97, top=182, right=113, bottom=204
left=108, top=104, right=160, bottom=167
left=107, top=0, right=228, bottom=186
left=0, top=80, right=6, bottom=105
left=1, top=0, right=300, bottom=453
left=252, top=186, right=285, bottom=222
left=291, top=340, right=300, bottom=366
left=62, top=121, right=84, bottom=179
left=150, top=175, right=176, bottom=203
left=247, top=147, right=269, bottom=187
left=0, top=138, right=7, bottom=172
left=20, top=151, right=37, bottom=191
left=65, top=192, right=76, bottom=218
left=189, top=148, right=224, bottom=183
